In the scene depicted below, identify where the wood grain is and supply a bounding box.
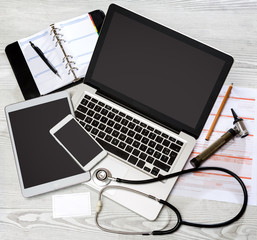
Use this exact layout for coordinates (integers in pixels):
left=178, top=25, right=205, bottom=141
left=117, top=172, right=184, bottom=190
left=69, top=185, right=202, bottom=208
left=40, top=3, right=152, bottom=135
left=1, top=0, right=257, bottom=239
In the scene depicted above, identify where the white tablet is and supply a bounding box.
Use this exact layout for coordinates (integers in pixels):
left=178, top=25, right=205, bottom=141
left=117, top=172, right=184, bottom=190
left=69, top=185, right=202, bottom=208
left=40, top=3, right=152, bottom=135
left=5, top=91, right=90, bottom=197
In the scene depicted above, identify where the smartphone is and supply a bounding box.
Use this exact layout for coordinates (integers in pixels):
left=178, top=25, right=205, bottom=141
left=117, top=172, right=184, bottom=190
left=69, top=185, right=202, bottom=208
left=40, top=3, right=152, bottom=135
left=50, top=114, right=107, bottom=171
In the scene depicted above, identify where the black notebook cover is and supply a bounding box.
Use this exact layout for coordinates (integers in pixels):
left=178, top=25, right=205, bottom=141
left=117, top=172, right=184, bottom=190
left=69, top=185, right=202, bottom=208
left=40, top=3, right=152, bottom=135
left=5, top=10, right=105, bottom=100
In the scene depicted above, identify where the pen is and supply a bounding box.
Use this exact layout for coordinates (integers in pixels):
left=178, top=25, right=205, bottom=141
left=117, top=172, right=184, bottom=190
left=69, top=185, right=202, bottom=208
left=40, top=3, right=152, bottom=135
left=29, top=41, right=61, bottom=78
left=205, top=83, right=233, bottom=141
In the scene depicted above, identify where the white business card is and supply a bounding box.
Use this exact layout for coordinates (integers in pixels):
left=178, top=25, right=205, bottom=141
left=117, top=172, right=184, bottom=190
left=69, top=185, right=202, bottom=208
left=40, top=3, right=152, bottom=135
left=52, top=192, right=91, bottom=218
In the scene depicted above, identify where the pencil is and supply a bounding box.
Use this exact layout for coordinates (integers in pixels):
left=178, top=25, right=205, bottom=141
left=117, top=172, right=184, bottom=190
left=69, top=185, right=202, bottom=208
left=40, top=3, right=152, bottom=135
left=205, top=83, right=233, bottom=141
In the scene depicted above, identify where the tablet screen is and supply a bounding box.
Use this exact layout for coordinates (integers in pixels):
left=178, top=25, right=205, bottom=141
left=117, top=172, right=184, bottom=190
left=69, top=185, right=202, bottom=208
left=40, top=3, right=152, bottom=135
left=8, top=97, right=84, bottom=189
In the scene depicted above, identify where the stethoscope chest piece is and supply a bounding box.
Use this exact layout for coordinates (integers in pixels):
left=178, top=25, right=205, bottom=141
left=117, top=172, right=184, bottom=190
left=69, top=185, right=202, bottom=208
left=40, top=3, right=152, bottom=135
left=92, top=168, right=112, bottom=186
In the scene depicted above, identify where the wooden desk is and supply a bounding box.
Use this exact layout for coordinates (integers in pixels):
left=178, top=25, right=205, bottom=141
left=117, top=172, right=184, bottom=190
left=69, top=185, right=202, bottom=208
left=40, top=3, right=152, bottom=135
left=1, top=1, right=257, bottom=239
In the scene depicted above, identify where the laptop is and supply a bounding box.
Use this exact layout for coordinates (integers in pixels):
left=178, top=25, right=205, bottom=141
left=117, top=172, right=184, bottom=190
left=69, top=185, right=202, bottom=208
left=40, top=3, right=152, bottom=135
left=72, top=4, right=233, bottom=220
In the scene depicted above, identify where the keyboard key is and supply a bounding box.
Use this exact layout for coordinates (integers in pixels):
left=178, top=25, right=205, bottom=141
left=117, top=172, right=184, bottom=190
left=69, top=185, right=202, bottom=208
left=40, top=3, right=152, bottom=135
left=144, top=166, right=151, bottom=172
left=170, top=143, right=181, bottom=152
left=121, top=126, right=129, bottom=134
left=77, top=104, right=87, bottom=113
left=85, top=124, right=92, bottom=132
left=154, top=160, right=170, bottom=172
left=156, top=136, right=163, bottom=143
left=149, top=132, right=156, bottom=140
left=151, top=167, right=160, bottom=176
left=94, top=113, right=101, bottom=120
left=132, top=149, right=140, bottom=156
left=99, top=123, right=106, bottom=130
left=163, top=139, right=170, bottom=147
left=163, top=148, right=171, bottom=155
left=128, top=155, right=138, bottom=165
left=107, top=112, right=115, bottom=119
left=114, top=115, right=122, bottom=122
left=147, top=126, right=154, bottom=131
left=85, top=117, right=93, bottom=124
left=98, top=131, right=105, bottom=139
left=111, top=130, right=119, bottom=137
left=125, top=137, right=133, bottom=144
left=176, top=140, right=184, bottom=146
left=128, top=130, right=135, bottom=137
left=139, top=144, right=147, bottom=152
left=114, top=123, right=122, bottom=130
left=161, top=133, right=169, bottom=138
left=96, top=138, right=129, bottom=160
left=84, top=95, right=91, bottom=100
left=128, top=122, right=135, bottom=129
left=100, top=116, right=108, bottom=123
left=137, top=160, right=145, bottom=169
left=92, top=120, right=99, bottom=127
left=169, top=136, right=176, bottom=142
left=104, top=135, right=112, bottom=142
left=118, top=142, right=126, bottom=149
left=154, top=129, right=161, bottom=135
left=105, top=127, right=112, bottom=134
left=139, top=152, right=147, bottom=160
left=75, top=111, right=85, bottom=121
left=146, top=156, right=154, bottom=163
left=111, top=138, right=119, bottom=146
left=81, top=98, right=88, bottom=106
left=107, top=120, right=115, bottom=127
left=140, top=122, right=147, bottom=128
left=121, top=119, right=129, bottom=126
left=149, top=141, right=156, bottom=148
left=91, top=98, right=98, bottom=103
left=98, top=101, right=105, bottom=107
left=141, top=129, right=149, bottom=136
left=133, top=119, right=140, bottom=124
left=91, top=128, right=99, bottom=135
left=132, top=141, right=140, bottom=148
left=112, top=108, right=119, bottom=114
left=88, top=102, right=95, bottom=109
left=94, top=105, right=101, bottom=112
left=125, top=145, right=133, bottom=153
left=87, top=110, right=94, bottom=116
left=154, top=151, right=161, bottom=159
left=156, top=144, right=163, bottom=152
left=146, top=148, right=154, bottom=155
left=119, top=112, right=126, bottom=117
left=105, top=105, right=112, bottom=110
left=101, top=108, right=108, bottom=115
left=142, top=137, right=149, bottom=144
left=160, top=155, right=169, bottom=163
left=118, top=134, right=126, bottom=141
left=135, top=133, right=142, bottom=141
left=79, top=121, right=85, bottom=127
left=135, top=125, right=142, bottom=133
left=126, top=115, right=133, bottom=121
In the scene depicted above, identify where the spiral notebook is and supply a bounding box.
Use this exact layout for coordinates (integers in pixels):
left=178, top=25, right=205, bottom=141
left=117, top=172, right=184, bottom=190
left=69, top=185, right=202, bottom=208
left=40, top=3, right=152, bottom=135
left=5, top=11, right=105, bottom=99
left=17, top=14, right=99, bottom=95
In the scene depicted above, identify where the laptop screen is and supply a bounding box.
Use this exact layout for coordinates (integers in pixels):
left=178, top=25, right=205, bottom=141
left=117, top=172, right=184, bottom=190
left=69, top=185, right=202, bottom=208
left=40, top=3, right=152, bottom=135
left=86, top=4, right=233, bottom=138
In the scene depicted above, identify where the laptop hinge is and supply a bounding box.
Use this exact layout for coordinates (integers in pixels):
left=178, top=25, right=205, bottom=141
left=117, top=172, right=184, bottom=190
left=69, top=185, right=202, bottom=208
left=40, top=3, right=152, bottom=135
left=96, top=91, right=180, bottom=135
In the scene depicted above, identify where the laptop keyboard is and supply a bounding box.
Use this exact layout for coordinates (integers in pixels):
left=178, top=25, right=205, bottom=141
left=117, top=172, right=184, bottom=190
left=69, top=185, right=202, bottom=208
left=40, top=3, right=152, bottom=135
left=75, top=94, right=184, bottom=178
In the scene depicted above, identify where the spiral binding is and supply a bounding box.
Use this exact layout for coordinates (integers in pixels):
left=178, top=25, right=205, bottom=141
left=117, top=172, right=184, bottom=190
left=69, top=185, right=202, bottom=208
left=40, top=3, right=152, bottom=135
left=50, top=24, right=79, bottom=81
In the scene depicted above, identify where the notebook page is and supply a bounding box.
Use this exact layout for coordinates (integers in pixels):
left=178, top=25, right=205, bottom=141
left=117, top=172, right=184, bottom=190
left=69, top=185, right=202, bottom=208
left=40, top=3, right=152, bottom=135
left=18, top=29, right=74, bottom=95
left=55, top=13, right=98, bottom=79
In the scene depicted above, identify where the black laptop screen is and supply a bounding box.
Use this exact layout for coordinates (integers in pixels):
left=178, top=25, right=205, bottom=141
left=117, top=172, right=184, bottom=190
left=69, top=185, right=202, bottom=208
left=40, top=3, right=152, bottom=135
left=87, top=5, right=233, bottom=138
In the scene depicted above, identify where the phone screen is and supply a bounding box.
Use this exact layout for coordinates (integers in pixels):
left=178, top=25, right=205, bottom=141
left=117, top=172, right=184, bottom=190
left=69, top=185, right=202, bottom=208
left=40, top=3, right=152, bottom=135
left=53, top=118, right=103, bottom=167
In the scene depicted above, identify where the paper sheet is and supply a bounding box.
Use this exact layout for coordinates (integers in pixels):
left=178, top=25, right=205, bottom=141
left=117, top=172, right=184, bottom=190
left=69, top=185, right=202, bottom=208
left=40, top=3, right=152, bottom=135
left=52, top=192, right=91, bottom=218
left=172, top=86, right=257, bottom=205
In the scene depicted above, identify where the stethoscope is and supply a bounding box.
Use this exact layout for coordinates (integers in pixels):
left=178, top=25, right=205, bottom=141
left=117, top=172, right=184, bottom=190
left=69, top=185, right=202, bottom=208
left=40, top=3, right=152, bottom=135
left=93, top=166, right=248, bottom=235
